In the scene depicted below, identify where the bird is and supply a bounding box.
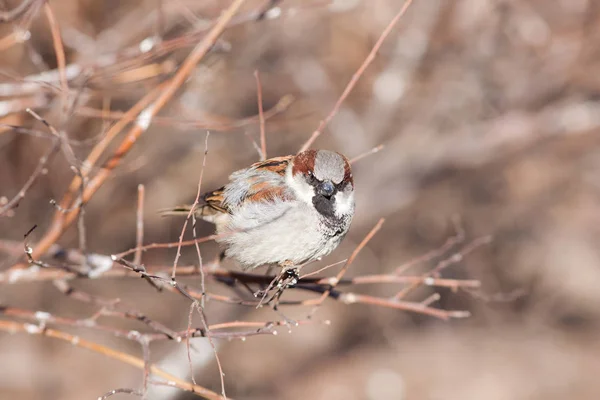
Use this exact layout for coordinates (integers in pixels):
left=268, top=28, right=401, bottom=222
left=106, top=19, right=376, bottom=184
left=163, top=149, right=355, bottom=273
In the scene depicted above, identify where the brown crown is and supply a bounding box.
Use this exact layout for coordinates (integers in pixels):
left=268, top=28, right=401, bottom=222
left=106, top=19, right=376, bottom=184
left=292, top=150, right=317, bottom=176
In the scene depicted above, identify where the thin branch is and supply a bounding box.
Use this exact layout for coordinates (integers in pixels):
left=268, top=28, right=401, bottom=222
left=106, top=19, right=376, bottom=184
left=395, top=217, right=465, bottom=275
left=113, top=233, right=223, bottom=259
left=74, top=94, right=294, bottom=132
left=134, top=184, right=145, bottom=265
left=338, top=292, right=471, bottom=320
left=306, top=218, right=385, bottom=307
left=98, top=388, right=142, bottom=400
left=254, top=70, right=267, bottom=160
left=0, top=0, right=37, bottom=22
left=140, top=336, right=151, bottom=400
left=0, top=320, right=228, bottom=400
left=299, top=0, right=414, bottom=152
left=172, top=132, right=209, bottom=279
left=23, top=0, right=248, bottom=263
left=0, top=137, right=60, bottom=216
left=349, top=144, right=384, bottom=164
left=394, top=235, right=491, bottom=300
left=44, top=3, right=69, bottom=113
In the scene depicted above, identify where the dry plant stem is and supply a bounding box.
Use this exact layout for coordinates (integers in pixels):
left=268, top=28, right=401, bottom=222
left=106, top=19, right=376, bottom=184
left=168, top=272, right=477, bottom=318
left=299, top=0, right=414, bottom=152
left=306, top=218, right=385, bottom=307
left=1, top=261, right=479, bottom=292
left=176, top=133, right=228, bottom=398
left=52, top=279, right=179, bottom=339
left=0, top=320, right=228, bottom=400
left=395, top=217, right=465, bottom=275
left=99, top=388, right=142, bottom=400
left=394, top=235, right=491, bottom=300
left=0, top=31, right=23, bottom=52
left=299, top=259, right=348, bottom=279
left=192, top=133, right=210, bottom=298
left=186, top=303, right=198, bottom=385
left=24, top=81, right=167, bottom=261
left=134, top=184, right=145, bottom=265
left=114, top=233, right=223, bottom=258
left=349, top=144, right=384, bottom=164
left=323, top=275, right=481, bottom=289
left=172, top=132, right=209, bottom=279
left=24, top=109, right=87, bottom=255
left=0, top=0, right=37, bottom=22
left=254, top=70, right=267, bottom=160
left=141, top=336, right=151, bottom=400
left=75, top=94, right=294, bottom=132
left=44, top=3, right=69, bottom=113
left=0, top=137, right=60, bottom=216
left=0, top=305, right=288, bottom=341
left=338, top=293, right=471, bottom=320
left=0, top=261, right=476, bottom=320
left=25, top=0, right=247, bottom=262
left=197, top=303, right=227, bottom=399
left=0, top=3, right=302, bottom=100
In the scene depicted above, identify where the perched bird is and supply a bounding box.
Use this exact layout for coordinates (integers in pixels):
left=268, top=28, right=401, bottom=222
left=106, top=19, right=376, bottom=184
left=165, top=149, right=355, bottom=271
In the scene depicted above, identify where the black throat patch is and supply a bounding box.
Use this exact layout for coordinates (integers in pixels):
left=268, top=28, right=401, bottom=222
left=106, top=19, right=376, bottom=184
left=312, top=194, right=335, bottom=218
left=312, top=194, right=350, bottom=236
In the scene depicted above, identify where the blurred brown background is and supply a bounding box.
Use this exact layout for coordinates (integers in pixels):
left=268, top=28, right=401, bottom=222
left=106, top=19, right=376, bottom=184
left=2, top=0, right=600, bottom=399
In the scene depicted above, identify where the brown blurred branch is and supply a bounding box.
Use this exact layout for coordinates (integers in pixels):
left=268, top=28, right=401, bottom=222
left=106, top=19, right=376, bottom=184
left=254, top=70, right=267, bottom=160
left=74, top=94, right=294, bottom=132
left=134, top=184, right=145, bottom=266
left=0, top=137, right=60, bottom=216
left=12, top=0, right=248, bottom=267
left=0, top=0, right=38, bottom=22
left=43, top=3, right=69, bottom=113
left=2, top=225, right=484, bottom=321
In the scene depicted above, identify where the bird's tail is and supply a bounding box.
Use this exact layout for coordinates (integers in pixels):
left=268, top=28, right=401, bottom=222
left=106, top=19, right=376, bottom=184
left=158, top=203, right=222, bottom=223
left=159, top=204, right=201, bottom=217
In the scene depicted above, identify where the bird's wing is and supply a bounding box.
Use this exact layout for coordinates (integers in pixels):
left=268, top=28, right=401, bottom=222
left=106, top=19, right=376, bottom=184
left=206, top=155, right=294, bottom=213
left=161, top=156, right=294, bottom=221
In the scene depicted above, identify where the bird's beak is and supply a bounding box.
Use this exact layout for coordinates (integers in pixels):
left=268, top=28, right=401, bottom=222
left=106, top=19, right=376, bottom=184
left=318, top=180, right=335, bottom=198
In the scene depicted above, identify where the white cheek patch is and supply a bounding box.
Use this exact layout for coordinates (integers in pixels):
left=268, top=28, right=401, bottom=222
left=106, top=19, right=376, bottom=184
left=334, top=189, right=355, bottom=218
left=286, top=167, right=315, bottom=204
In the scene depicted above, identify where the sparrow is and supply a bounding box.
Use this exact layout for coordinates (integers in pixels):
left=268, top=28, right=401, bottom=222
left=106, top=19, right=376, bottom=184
left=165, top=149, right=355, bottom=271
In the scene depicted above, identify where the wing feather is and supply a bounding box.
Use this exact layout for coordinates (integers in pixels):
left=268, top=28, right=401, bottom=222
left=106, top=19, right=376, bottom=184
left=204, top=155, right=294, bottom=214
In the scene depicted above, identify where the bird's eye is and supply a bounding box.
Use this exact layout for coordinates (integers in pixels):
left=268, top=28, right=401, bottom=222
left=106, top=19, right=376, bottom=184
left=306, top=170, right=319, bottom=185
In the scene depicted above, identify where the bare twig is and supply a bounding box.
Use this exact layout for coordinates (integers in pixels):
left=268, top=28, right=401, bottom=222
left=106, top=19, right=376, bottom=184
left=349, top=144, right=384, bottom=164
left=394, top=235, right=491, bottom=300
left=44, top=3, right=69, bottom=114
left=0, top=0, right=37, bottom=22
left=178, top=132, right=228, bottom=397
left=99, top=388, right=142, bottom=400
left=134, top=184, right=145, bottom=265
left=254, top=70, right=267, bottom=160
left=299, top=0, right=414, bottom=152
left=172, top=132, right=209, bottom=279
left=74, top=94, right=294, bottom=132
left=140, top=336, right=151, bottom=400
left=22, top=0, right=248, bottom=263
left=306, top=218, right=385, bottom=307
left=113, top=233, right=223, bottom=259
left=0, top=320, right=228, bottom=400
left=395, top=217, right=465, bottom=276
left=0, top=137, right=60, bottom=216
